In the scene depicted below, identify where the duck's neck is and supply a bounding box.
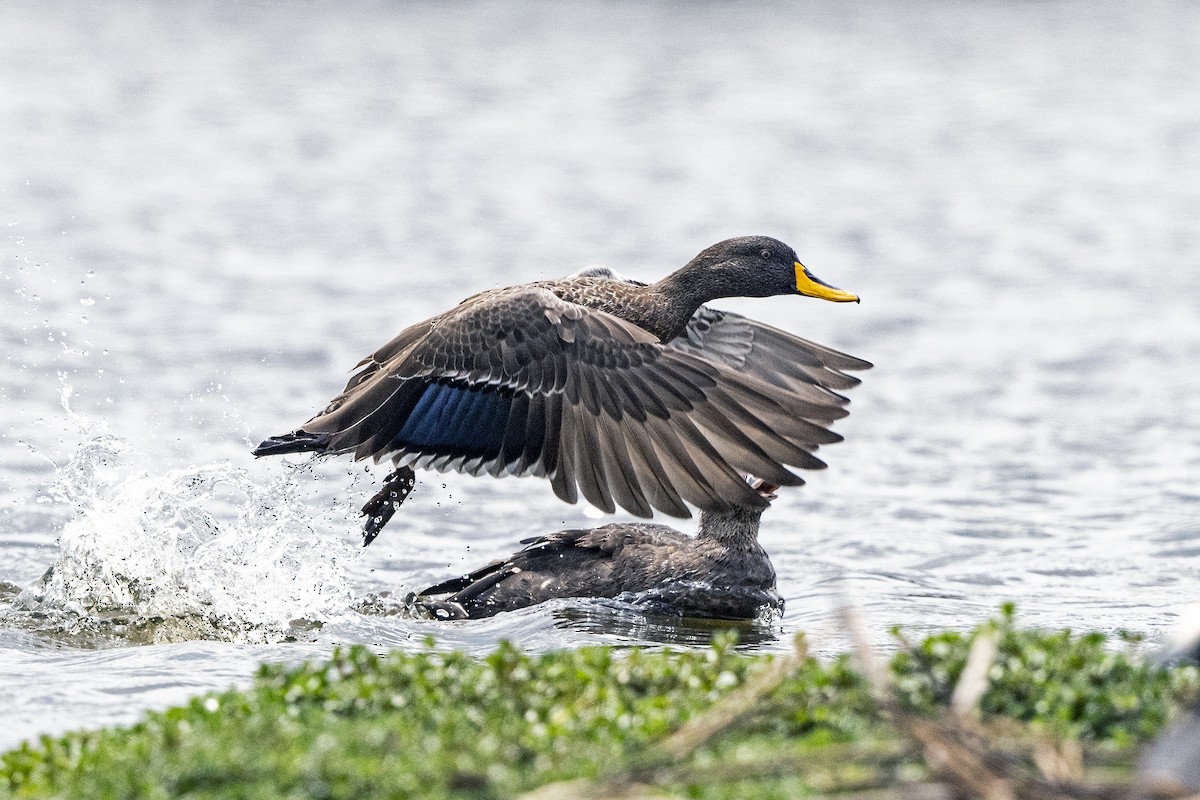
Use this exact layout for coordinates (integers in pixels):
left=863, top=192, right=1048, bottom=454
left=646, top=262, right=722, bottom=342
left=696, top=505, right=765, bottom=546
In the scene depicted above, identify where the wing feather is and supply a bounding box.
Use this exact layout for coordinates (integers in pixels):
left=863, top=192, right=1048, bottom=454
left=670, top=307, right=871, bottom=393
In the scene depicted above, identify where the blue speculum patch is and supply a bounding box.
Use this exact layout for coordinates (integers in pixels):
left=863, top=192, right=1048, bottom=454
left=397, top=382, right=511, bottom=456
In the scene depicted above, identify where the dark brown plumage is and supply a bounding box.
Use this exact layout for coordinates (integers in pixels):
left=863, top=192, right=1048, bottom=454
left=417, top=479, right=784, bottom=620
left=252, top=236, right=870, bottom=544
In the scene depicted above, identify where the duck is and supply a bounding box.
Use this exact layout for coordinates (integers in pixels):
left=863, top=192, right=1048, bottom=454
left=252, top=236, right=870, bottom=544
left=416, top=478, right=785, bottom=620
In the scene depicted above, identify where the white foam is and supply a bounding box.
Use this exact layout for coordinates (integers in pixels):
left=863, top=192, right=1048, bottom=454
left=14, top=433, right=356, bottom=643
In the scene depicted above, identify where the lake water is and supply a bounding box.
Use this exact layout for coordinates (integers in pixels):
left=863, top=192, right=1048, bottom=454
left=2, top=0, right=1198, bottom=751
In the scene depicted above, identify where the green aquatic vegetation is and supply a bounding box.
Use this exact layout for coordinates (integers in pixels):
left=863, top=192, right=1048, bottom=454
left=2, top=610, right=1197, bottom=799
left=890, top=604, right=1200, bottom=744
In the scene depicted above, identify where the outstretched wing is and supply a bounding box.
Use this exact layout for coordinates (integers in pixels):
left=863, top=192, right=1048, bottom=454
left=670, top=306, right=872, bottom=393
left=285, top=287, right=856, bottom=518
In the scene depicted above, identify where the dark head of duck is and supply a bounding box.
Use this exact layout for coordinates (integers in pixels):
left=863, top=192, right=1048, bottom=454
left=659, top=235, right=860, bottom=306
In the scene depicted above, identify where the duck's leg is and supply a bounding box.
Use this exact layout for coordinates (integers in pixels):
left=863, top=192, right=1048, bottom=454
left=360, top=465, right=416, bottom=546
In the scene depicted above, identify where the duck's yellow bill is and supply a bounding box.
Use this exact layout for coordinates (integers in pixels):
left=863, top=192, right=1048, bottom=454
left=794, top=262, right=859, bottom=303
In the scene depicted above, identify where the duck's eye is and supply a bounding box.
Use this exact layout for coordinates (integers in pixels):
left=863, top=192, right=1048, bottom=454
left=760, top=249, right=772, bottom=260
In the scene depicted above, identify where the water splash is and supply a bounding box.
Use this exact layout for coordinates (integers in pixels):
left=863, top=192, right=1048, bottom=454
left=11, top=433, right=356, bottom=644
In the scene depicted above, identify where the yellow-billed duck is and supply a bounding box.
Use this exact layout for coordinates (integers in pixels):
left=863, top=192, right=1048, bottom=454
left=253, top=236, right=870, bottom=544
left=417, top=478, right=784, bottom=620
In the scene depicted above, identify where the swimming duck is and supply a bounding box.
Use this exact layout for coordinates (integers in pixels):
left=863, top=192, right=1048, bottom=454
left=253, top=236, right=870, bottom=544
left=417, top=478, right=784, bottom=620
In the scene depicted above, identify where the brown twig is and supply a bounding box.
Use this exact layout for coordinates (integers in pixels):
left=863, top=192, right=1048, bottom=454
left=842, top=601, right=1128, bottom=800
left=658, top=632, right=808, bottom=761
left=524, top=605, right=1150, bottom=800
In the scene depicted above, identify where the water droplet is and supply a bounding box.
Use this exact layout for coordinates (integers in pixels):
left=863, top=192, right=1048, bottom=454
left=80, top=297, right=95, bottom=306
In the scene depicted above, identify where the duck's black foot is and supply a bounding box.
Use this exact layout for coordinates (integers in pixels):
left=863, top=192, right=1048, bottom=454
left=360, top=466, right=416, bottom=546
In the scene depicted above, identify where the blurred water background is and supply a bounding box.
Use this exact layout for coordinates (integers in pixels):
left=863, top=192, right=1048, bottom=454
left=1, top=0, right=1198, bottom=751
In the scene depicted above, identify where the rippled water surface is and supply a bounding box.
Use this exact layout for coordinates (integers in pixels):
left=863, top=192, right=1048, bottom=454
left=2, top=1, right=1199, bottom=751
